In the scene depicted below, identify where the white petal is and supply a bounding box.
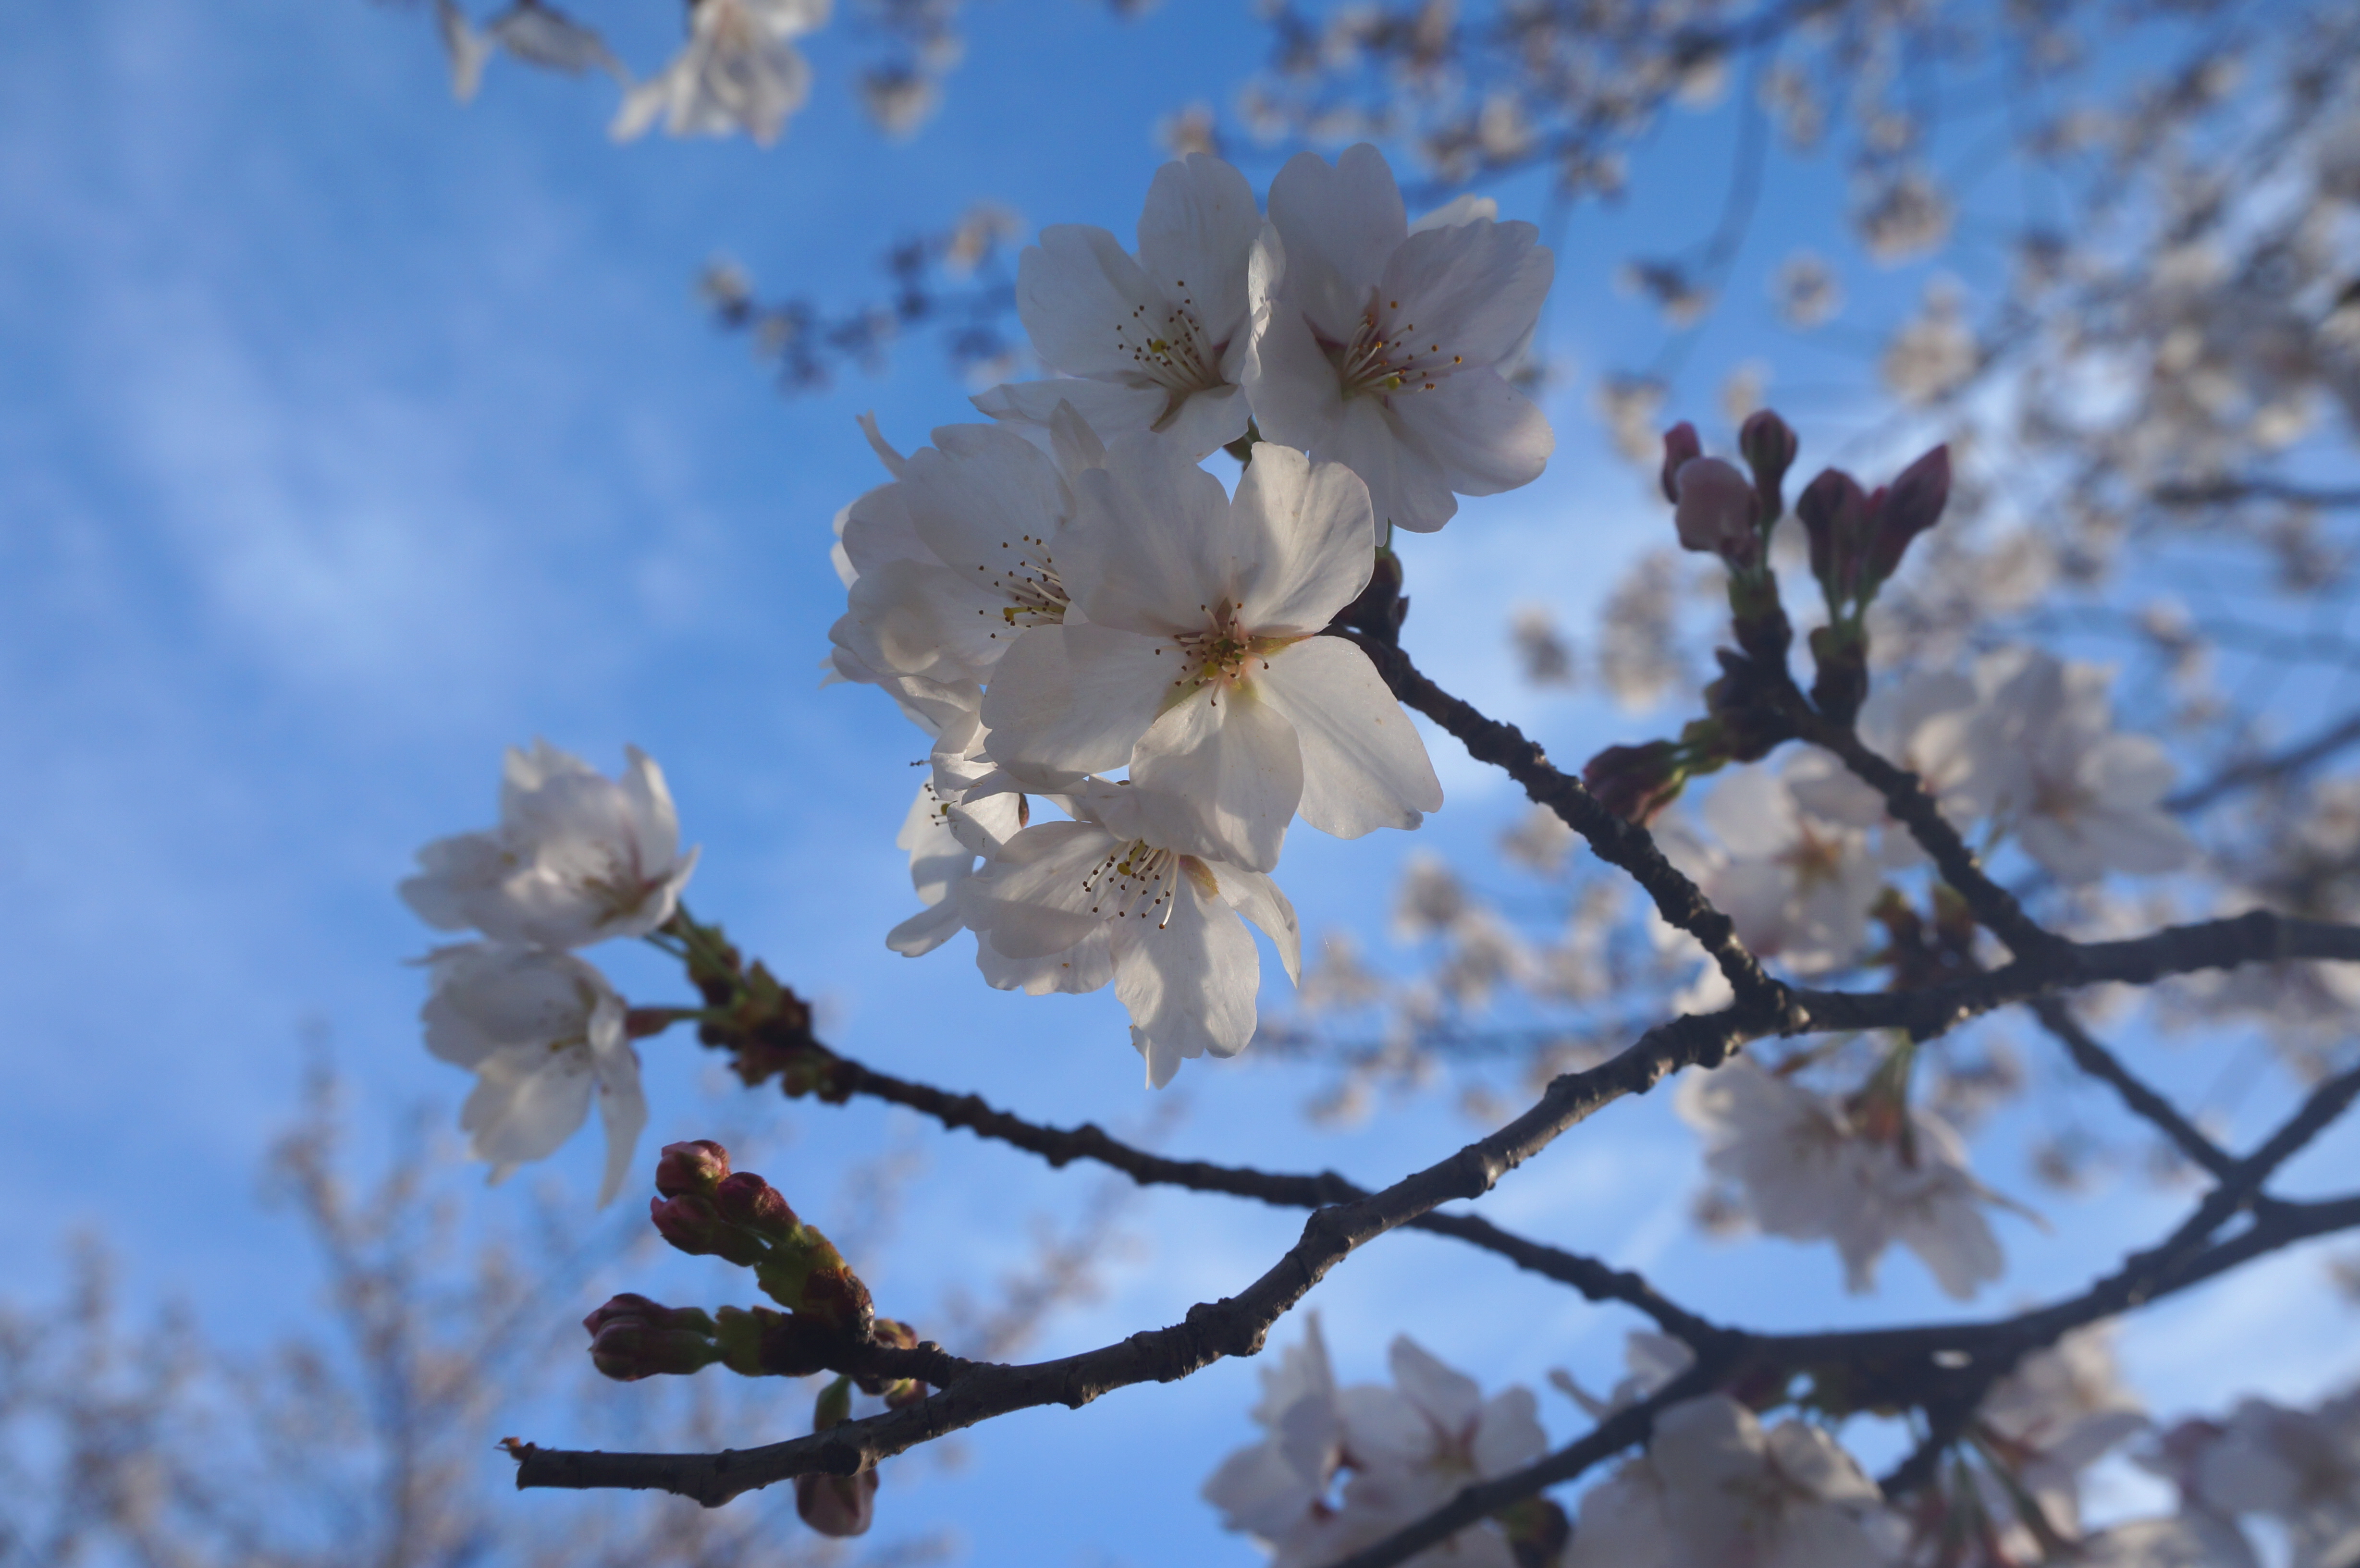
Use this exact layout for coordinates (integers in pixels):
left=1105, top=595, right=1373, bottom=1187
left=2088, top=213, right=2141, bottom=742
left=1112, top=862, right=1260, bottom=1085
left=1241, top=302, right=1350, bottom=455
left=1266, top=144, right=1407, bottom=341
left=1134, top=154, right=1261, bottom=344
left=1333, top=395, right=1458, bottom=535
left=976, top=924, right=1116, bottom=995
left=980, top=624, right=1172, bottom=777
left=1064, top=435, right=1246, bottom=634
left=1019, top=224, right=1168, bottom=381
left=590, top=997, right=647, bottom=1207
left=1379, top=219, right=1552, bottom=369
left=1388, top=1336, right=1485, bottom=1433
left=1229, top=448, right=1377, bottom=636
left=1472, top=1387, right=1549, bottom=1477
left=973, top=376, right=1169, bottom=441
left=461, top=1044, right=596, bottom=1172
left=899, top=422, right=1070, bottom=573
left=1255, top=637, right=1440, bottom=840
left=1219, top=864, right=1303, bottom=985
left=965, top=820, right=1120, bottom=958
left=1131, top=682, right=1304, bottom=873
left=1390, top=365, right=1553, bottom=500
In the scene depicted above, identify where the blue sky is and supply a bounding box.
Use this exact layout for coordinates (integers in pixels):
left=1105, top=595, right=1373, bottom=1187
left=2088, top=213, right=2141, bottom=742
left=4, top=0, right=2357, bottom=1563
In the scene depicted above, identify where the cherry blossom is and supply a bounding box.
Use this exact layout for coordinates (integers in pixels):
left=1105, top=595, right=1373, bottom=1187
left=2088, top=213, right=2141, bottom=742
left=418, top=942, right=646, bottom=1205
left=400, top=741, right=699, bottom=949
left=980, top=432, right=1441, bottom=871
left=1968, top=648, right=2197, bottom=884
left=975, top=155, right=1266, bottom=458
left=1786, top=667, right=1982, bottom=867
left=1245, top=144, right=1555, bottom=535
left=1567, top=1394, right=1903, bottom=1568
left=962, top=779, right=1300, bottom=1086
left=830, top=408, right=1103, bottom=693
left=611, top=0, right=830, bottom=147
left=1675, top=1056, right=2009, bottom=1299
left=1204, top=1319, right=1546, bottom=1568
left=1658, top=770, right=1884, bottom=973
left=2187, top=1392, right=2360, bottom=1568
left=1906, top=1327, right=2150, bottom=1560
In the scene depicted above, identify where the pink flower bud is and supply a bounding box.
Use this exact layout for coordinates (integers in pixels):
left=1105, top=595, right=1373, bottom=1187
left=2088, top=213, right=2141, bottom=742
left=713, top=1171, right=801, bottom=1242
left=1659, top=421, right=1701, bottom=503
left=1795, top=467, right=1871, bottom=600
left=653, top=1139, right=731, bottom=1198
left=1582, top=741, right=1687, bottom=825
left=796, top=1470, right=878, bottom=1538
left=581, top=1294, right=720, bottom=1381
left=1738, top=409, right=1798, bottom=517
left=649, top=1193, right=766, bottom=1266
left=1672, top=457, right=1763, bottom=568
left=1864, top=442, right=1950, bottom=583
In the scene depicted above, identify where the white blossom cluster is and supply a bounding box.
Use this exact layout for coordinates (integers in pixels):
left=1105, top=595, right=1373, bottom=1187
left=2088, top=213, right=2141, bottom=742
left=828, top=147, right=1559, bottom=1086
left=398, top=743, right=699, bottom=1203
left=1202, top=1316, right=1548, bottom=1567
left=1666, top=649, right=2195, bottom=980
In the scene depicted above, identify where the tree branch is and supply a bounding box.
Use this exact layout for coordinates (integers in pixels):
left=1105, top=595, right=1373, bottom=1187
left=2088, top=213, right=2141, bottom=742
left=2028, top=995, right=2237, bottom=1179
left=2166, top=708, right=2360, bottom=813
left=1338, top=629, right=1795, bottom=1015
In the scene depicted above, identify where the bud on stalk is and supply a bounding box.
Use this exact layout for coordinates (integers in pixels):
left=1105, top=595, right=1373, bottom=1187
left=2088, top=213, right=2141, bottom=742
left=582, top=1294, right=721, bottom=1382
left=653, top=1139, right=730, bottom=1198
left=1659, top=421, right=1702, bottom=503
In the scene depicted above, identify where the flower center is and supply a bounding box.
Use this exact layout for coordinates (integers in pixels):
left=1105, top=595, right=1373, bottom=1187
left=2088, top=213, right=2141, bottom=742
left=1330, top=294, right=1465, bottom=401
left=1081, top=840, right=1184, bottom=929
left=1112, top=289, right=1227, bottom=421
left=975, top=531, right=1069, bottom=639
left=1164, top=599, right=1288, bottom=704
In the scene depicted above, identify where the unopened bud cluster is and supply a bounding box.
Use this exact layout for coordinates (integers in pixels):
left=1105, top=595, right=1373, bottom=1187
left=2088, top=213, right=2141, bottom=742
left=1587, top=414, right=1954, bottom=818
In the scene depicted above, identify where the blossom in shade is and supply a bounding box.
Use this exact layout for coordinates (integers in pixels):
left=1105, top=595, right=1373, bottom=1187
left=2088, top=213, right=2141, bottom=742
left=400, top=741, right=699, bottom=949
left=1785, top=668, right=1982, bottom=867
left=981, top=432, right=1441, bottom=871
left=1675, top=1056, right=2009, bottom=1299
left=831, top=408, right=1104, bottom=696
left=976, top=155, right=1266, bottom=458
left=419, top=942, right=646, bottom=1205
left=611, top=0, right=830, bottom=147
left=1964, top=648, right=2196, bottom=884
left=1658, top=770, right=1884, bottom=974
left=1245, top=143, right=1554, bottom=535
left=2186, top=1392, right=2360, bottom=1568
left=1203, top=1317, right=1546, bottom=1568
left=1567, top=1394, right=1904, bottom=1568
left=963, top=780, right=1300, bottom=1086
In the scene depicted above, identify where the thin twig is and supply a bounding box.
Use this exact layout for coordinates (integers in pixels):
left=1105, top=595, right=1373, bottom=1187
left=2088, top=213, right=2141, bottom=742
left=2029, top=996, right=2237, bottom=1178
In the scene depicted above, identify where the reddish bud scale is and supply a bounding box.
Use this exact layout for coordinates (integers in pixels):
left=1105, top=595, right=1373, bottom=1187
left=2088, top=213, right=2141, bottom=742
left=649, top=1193, right=767, bottom=1267
left=712, top=1171, right=801, bottom=1240
left=1582, top=741, right=1688, bottom=826
left=1658, top=421, right=1702, bottom=504
left=653, top=1139, right=731, bottom=1198
left=796, top=1471, right=879, bottom=1538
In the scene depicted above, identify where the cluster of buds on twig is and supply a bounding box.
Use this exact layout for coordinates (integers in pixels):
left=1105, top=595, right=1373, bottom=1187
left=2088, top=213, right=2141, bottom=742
left=1661, top=411, right=1798, bottom=662
left=1795, top=445, right=1951, bottom=723
left=648, top=1139, right=876, bottom=1335
left=662, top=912, right=847, bottom=1099
left=583, top=1139, right=888, bottom=1384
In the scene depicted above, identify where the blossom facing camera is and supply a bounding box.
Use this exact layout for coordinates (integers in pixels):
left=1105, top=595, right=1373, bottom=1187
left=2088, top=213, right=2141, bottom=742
left=1246, top=142, right=1556, bottom=534
left=980, top=433, right=1440, bottom=873
left=401, top=741, right=699, bottom=950
left=418, top=942, right=647, bottom=1206
left=977, top=155, right=1265, bottom=457
left=963, top=781, right=1302, bottom=1088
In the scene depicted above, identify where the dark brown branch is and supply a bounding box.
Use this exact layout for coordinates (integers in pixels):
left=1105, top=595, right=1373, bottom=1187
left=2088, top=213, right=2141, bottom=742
left=2028, top=996, right=2236, bottom=1179
left=2167, top=709, right=2360, bottom=813
left=1339, top=629, right=1794, bottom=1014
left=815, top=1053, right=1724, bottom=1345
left=1781, top=702, right=2063, bottom=964
left=517, top=1009, right=1761, bottom=1504
left=2150, top=477, right=2360, bottom=510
